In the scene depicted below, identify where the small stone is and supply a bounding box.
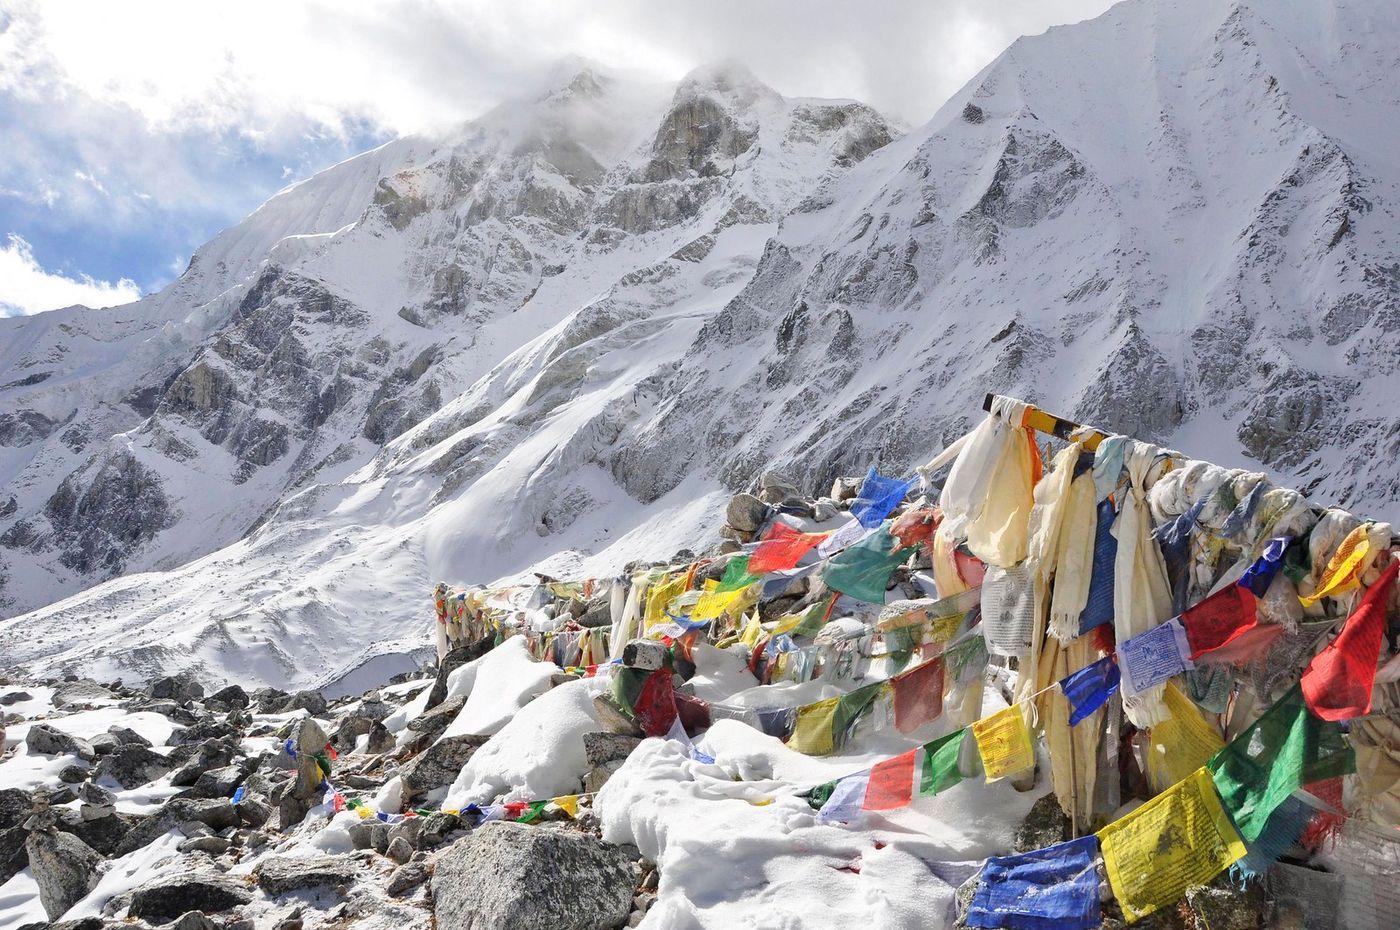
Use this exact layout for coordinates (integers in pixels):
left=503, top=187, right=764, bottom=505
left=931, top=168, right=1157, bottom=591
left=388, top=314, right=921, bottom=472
left=386, top=835, right=414, bottom=864
left=58, top=762, right=90, bottom=783
left=106, top=725, right=153, bottom=748
left=170, top=912, right=220, bottom=930
left=179, top=834, right=232, bottom=855
left=365, top=723, right=395, bottom=754
left=386, top=861, right=430, bottom=896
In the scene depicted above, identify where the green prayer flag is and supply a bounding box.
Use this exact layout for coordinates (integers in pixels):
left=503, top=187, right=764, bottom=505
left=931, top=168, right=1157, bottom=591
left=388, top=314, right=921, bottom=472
left=792, top=596, right=834, bottom=638
left=1207, top=685, right=1354, bottom=842
left=717, top=555, right=761, bottom=592
left=920, top=729, right=967, bottom=795
left=832, top=681, right=885, bottom=750
left=822, top=525, right=914, bottom=604
left=517, top=801, right=549, bottom=824
left=805, top=780, right=838, bottom=811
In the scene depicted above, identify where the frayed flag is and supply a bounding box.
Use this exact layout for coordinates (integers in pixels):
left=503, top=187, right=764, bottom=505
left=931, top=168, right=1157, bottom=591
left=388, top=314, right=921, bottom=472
left=1057, top=655, right=1119, bottom=726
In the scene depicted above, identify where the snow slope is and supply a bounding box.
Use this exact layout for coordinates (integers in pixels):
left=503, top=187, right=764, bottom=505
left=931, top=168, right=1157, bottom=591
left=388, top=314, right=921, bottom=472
left=3, top=0, right=1398, bottom=688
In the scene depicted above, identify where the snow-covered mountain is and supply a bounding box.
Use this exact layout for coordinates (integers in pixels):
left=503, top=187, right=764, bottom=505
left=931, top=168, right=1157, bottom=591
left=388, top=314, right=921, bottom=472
left=2, top=0, right=1397, bottom=688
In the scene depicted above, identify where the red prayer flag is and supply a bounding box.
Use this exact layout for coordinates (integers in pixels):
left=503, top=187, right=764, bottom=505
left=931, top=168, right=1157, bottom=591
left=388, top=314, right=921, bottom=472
left=1180, top=584, right=1259, bottom=659
left=863, top=748, right=917, bottom=810
left=892, top=657, right=945, bottom=734
left=675, top=691, right=712, bottom=736
left=634, top=668, right=679, bottom=737
left=1301, top=560, right=1399, bottom=721
left=749, top=523, right=828, bottom=573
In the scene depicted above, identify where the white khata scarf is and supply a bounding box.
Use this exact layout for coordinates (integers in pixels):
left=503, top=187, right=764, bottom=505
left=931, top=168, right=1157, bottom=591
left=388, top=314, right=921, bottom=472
left=1114, top=440, right=1175, bottom=727
left=1048, top=470, right=1097, bottom=643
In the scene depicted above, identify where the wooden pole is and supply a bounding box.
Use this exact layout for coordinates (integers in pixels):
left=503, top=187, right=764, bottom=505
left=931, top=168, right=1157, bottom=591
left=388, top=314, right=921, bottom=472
left=982, top=393, right=1108, bottom=452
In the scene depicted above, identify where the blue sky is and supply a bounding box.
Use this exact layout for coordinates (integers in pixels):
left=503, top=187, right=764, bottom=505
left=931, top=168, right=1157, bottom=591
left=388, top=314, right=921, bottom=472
left=0, top=0, right=1112, bottom=317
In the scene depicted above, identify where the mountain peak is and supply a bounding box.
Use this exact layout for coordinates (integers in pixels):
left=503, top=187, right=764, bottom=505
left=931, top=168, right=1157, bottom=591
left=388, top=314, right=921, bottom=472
left=675, top=59, right=781, bottom=110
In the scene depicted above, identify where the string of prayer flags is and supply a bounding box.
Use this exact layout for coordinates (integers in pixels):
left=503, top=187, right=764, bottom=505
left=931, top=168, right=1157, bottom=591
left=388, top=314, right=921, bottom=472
left=1238, top=536, right=1292, bottom=597
left=1058, top=655, right=1119, bottom=726
left=833, top=681, right=886, bottom=749
left=851, top=466, right=918, bottom=528
left=892, top=656, right=945, bottom=734
left=822, top=525, right=915, bottom=604
left=1179, top=584, right=1259, bottom=659
left=1301, top=559, right=1399, bottom=721
left=692, top=579, right=756, bottom=622
left=1208, top=685, right=1355, bottom=842
left=749, top=523, right=829, bottom=573
left=1299, top=524, right=1372, bottom=606
left=1118, top=618, right=1192, bottom=695
left=966, top=835, right=1102, bottom=930
left=972, top=705, right=1035, bottom=781
left=1097, top=766, right=1248, bottom=923
left=816, top=730, right=969, bottom=823
left=921, top=728, right=967, bottom=795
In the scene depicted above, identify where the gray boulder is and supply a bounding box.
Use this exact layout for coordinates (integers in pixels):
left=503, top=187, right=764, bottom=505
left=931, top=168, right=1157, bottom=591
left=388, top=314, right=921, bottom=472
left=1, top=825, right=27, bottom=884
left=169, top=718, right=238, bottom=747
left=25, top=724, right=96, bottom=761
left=170, top=912, right=221, bottom=930
left=184, top=763, right=249, bottom=800
left=0, top=788, right=34, bottom=830
left=365, top=722, right=395, bottom=754
left=425, top=636, right=494, bottom=710
left=56, top=807, right=141, bottom=857
left=400, top=734, right=488, bottom=797
left=255, top=853, right=359, bottom=894
left=725, top=492, right=768, bottom=533
left=170, top=738, right=240, bottom=787
left=52, top=679, right=118, bottom=709
left=204, top=684, right=249, bottom=711
left=106, top=725, right=153, bottom=748
left=116, top=798, right=238, bottom=855
left=147, top=673, right=205, bottom=703
left=386, top=835, right=414, bottom=864
left=25, top=830, right=102, bottom=919
left=93, top=743, right=170, bottom=789
left=78, top=783, right=116, bottom=821
left=281, top=689, right=328, bottom=717
left=387, top=860, right=431, bottom=896
left=0, top=690, right=33, bottom=705
left=126, top=870, right=251, bottom=921
left=431, top=822, right=637, bottom=930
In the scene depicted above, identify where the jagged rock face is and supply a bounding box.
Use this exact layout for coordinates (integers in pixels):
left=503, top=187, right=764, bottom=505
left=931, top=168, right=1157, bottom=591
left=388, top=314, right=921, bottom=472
left=3, top=0, right=1400, bottom=690
left=0, top=61, right=895, bottom=630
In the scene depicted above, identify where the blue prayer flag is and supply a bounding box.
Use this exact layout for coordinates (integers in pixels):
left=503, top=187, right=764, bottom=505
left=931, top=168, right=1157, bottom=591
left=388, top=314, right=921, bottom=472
left=850, top=467, right=916, bottom=529
left=1078, top=499, right=1117, bottom=633
left=1237, top=536, right=1292, bottom=597
left=1058, top=655, right=1120, bottom=726
left=966, top=835, right=1102, bottom=930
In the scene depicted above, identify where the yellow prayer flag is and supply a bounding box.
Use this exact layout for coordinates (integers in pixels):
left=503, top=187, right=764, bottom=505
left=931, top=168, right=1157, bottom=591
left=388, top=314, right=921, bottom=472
left=739, top=613, right=763, bottom=649
left=787, top=697, right=841, bottom=755
left=552, top=795, right=579, bottom=818
left=644, top=572, right=690, bottom=633
left=1146, top=683, right=1224, bottom=794
left=1097, top=767, right=1247, bottom=922
left=693, top=581, right=756, bottom=622
left=1300, top=525, right=1371, bottom=606
left=927, top=612, right=964, bottom=644
left=971, top=704, right=1036, bottom=781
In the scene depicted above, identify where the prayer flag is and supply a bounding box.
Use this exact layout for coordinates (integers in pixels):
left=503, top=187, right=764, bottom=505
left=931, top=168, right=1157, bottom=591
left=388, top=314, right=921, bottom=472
left=692, top=581, right=755, bottom=621
left=920, top=728, right=967, bottom=796
left=1146, top=682, right=1224, bottom=794
left=755, top=706, right=796, bottom=740
left=1208, top=685, right=1355, bottom=842
left=643, top=572, right=689, bottom=634
left=1179, top=584, right=1258, bottom=659
left=787, top=697, right=841, bottom=755
left=634, top=668, right=679, bottom=738
left=972, top=705, right=1035, bottom=781
left=816, top=772, right=870, bottom=823
left=1300, top=525, right=1372, bottom=606
left=833, top=681, right=886, bottom=749
left=1301, top=560, right=1398, bottom=721
left=851, top=466, right=917, bottom=528
left=750, top=522, right=828, bottom=573
left=966, top=835, right=1102, bottom=930
left=864, top=748, right=918, bottom=810
left=1058, top=655, right=1120, bottom=726
left=823, top=526, right=915, bottom=604
left=818, top=518, right=874, bottom=557
left=516, top=801, right=548, bottom=824
left=892, top=657, right=945, bottom=734
left=717, top=555, right=761, bottom=592
left=1097, top=767, right=1247, bottom=922
left=553, top=795, right=579, bottom=818
left=1238, top=536, right=1291, bottom=597
left=1118, top=618, right=1192, bottom=694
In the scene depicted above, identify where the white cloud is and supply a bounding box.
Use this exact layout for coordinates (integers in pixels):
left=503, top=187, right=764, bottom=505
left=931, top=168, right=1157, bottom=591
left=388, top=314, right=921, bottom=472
left=0, top=233, right=141, bottom=317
